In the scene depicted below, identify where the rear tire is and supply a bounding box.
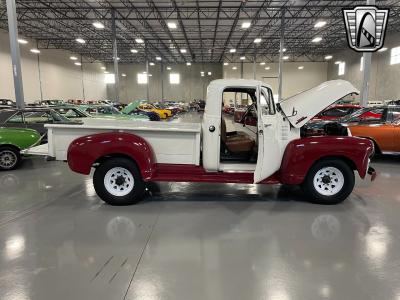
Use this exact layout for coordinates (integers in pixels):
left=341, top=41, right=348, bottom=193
left=0, top=146, right=21, bottom=171
left=93, top=157, right=145, bottom=205
left=301, top=158, right=355, bottom=205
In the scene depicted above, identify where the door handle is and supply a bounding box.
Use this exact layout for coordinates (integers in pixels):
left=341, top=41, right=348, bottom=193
left=259, top=130, right=263, bottom=134
left=209, top=125, right=215, bottom=132
left=264, top=124, right=272, bottom=127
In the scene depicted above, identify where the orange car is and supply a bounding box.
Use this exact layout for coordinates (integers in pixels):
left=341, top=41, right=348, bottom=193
left=345, top=106, right=400, bottom=154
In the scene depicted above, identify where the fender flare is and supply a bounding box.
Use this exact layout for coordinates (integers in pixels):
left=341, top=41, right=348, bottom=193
left=67, top=132, right=156, bottom=180
left=279, top=136, right=374, bottom=185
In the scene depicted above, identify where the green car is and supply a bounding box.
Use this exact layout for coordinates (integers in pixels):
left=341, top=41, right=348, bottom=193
left=79, top=104, right=149, bottom=121
left=0, top=127, right=41, bottom=170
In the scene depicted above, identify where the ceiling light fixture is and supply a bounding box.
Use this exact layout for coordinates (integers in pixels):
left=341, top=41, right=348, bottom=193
left=254, top=38, right=262, bottom=43
left=232, top=66, right=237, bottom=70
left=167, top=22, right=177, bottom=29
left=18, top=39, right=28, bottom=44
left=167, top=66, right=171, bottom=70
left=74, top=62, right=81, bottom=66
left=92, top=22, right=105, bottom=29
left=283, top=55, right=289, bottom=60
left=265, top=66, right=270, bottom=70
left=324, top=55, right=333, bottom=60
left=149, top=62, right=155, bottom=66
left=223, top=62, right=229, bottom=66
left=70, top=56, right=78, bottom=60
left=180, top=49, right=187, bottom=53
left=334, top=61, right=341, bottom=64
left=76, top=38, right=85, bottom=44
left=240, top=56, right=246, bottom=60
left=298, top=66, right=304, bottom=70
left=30, top=49, right=40, bottom=54
left=101, top=66, right=106, bottom=70
left=121, top=73, right=127, bottom=77
left=156, top=56, right=162, bottom=60
left=186, top=62, right=191, bottom=66
left=130, top=49, right=138, bottom=53
left=314, top=21, right=327, bottom=28
left=260, top=62, right=265, bottom=65
left=312, top=37, right=322, bottom=43
left=241, top=21, right=251, bottom=29
left=135, top=38, right=144, bottom=44
left=229, top=48, right=236, bottom=53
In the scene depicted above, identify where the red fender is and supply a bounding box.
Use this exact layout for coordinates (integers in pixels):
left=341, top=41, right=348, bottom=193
left=279, top=136, right=374, bottom=185
left=67, top=132, right=156, bottom=180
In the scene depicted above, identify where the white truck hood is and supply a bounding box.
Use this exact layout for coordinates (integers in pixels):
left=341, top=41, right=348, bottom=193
left=278, top=80, right=359, bottom=128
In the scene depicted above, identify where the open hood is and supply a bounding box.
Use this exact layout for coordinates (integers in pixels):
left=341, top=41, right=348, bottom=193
left=121, top=101, right=140, bottom=114
left=279, top=80, right=359, bottom=128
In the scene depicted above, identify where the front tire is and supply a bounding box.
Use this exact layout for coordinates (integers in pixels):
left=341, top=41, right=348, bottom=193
left=302, top=159, right=355, bottom=205
left=93, top=157, right=145, bottom=205
left=0, top=146, right=21, bottom=171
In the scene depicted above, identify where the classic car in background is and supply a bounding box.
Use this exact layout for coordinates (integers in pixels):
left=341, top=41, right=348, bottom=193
left=51, top=106, right=92, bottom=120
left=0, top=99, right=15, bottom=107
left=79, top=104, right=151, bottom=121
left=346, top=106, right=400, bottom=154
left=0, top=108, right=75, bottom=140
left=137, top=103, right=172, bottom=119
left=0, top=127, right=41, bottom=170
left=122, top=102, right=160, bottom=121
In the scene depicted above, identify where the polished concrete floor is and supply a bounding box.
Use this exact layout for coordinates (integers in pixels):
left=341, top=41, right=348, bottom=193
left=1, top=155, right=400, bottom=300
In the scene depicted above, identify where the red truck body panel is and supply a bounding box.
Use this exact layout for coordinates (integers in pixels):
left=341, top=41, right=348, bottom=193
left=67, top=132, right=374, bottom=185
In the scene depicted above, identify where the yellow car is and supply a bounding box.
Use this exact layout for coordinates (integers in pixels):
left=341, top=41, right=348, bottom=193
left=138, top=104, right=172, bottom=119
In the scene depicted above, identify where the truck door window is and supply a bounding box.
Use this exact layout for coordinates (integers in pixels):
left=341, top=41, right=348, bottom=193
left=260, top=87, right=275, bottom=115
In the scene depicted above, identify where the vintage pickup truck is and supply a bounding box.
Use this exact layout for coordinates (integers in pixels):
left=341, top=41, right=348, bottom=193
left=26, top=79, right=376, bottom=205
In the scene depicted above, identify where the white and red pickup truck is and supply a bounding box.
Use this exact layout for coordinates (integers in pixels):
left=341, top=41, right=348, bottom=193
left=26, top=79, right=376, bottom=205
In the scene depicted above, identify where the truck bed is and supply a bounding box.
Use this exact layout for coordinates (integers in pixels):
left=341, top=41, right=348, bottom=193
left=24, top=118, right=201, bottom=165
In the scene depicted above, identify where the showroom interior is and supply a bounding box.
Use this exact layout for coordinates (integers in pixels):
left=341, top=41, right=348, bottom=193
left=1, top=0, right=400, bottom=299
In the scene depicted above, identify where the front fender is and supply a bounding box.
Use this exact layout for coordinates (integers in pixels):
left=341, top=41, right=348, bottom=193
left=279, top=136, right=374, bottom=185
left=67, top=132, right=156, bottom=180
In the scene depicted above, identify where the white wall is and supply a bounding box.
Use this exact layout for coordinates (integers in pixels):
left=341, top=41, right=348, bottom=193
left=223, top=61, right=328, bottom=99
left=0, top=29, right=107, bottom=103
left=327, top=32, right=400, bottom=102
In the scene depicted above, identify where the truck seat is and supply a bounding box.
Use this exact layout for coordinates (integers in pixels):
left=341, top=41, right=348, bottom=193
left=221, top=118, right=255, bottom=153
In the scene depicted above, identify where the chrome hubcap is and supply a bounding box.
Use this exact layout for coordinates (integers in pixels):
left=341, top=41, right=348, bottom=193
left=313, top=167, right=344, bottom=196
left=0, top=150, right=17, bottom=169
left=104, top=167, right=134, bottom=197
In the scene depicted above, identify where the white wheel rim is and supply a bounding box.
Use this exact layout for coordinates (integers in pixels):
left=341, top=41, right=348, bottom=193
left=313, top=166, right=344, bottom=196
left=0, top=150, right=17, bottom=169
left=104, top=167, right=135, bottom=197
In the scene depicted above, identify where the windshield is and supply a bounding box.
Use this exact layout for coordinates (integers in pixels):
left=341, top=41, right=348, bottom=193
left=98, top=106, right=121, bottom=115
left=50, top=110, right=71, bottom=122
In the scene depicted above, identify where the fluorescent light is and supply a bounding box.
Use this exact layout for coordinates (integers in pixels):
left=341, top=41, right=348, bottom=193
left=334, top=61, right=341, bottom=64
left=232, top=66, right=237, bottom=70
left=180, top=49, right=187, bottom=53
left=74, top=62, right=81, bottom=66
left=254, top=38, right=262, bottom=43
left=283, top=55, right=289, bottom=60
left=240, top=56, right=246, bottom=60
left=314, top=21, right=327, bottom=28
left=265, top=66, right=270, bottom=70
left=135, top=38, right=144, bottom=44
left=200, top=71, right=205, bottom=77
left=229, top=48, right=236, bottom=53
left=18, top=39, right=28, bottom=44
left=241, top=21, right=251, bottom=29
left=170, top=73, right=180, bottom=84
left=149, top=62, right=155, bottom=66
left=70, top=56, right=78, bottom=60
left=167, top=22, right=177, bottom=29
left=121, top=73, right=127, bottom=77
left=207, top=72, right=212, bottom=76
left=167, top=66, right=171, bottom=70
left=298, top=66, right=304, bottom=70
left=101, top=67, right=106, bottom=70
left=30, top=49, right=40, bottom=54
left=378, top=47, right=387, bottom=52
left=104, top=71, right=109, bottom=74
left=279, top=48, right=287, bottom=53
left=186, top=62, right=191, bottom=66
left=148, top=74, right=152, bottom=77
left=92, top=22, right=105, bottom=29
left=312, top=37, right=322, bottom=43
left=223, top=62, right=229, bottom=66
left=324, top=55, right=333, bottom=60
left=260, top=62, right=265, bottom=65
left=130, top=49, right=138, bottom=53
left=76, top=38, right=85, bottom=44
left=156, top=56, right=162, bottom=61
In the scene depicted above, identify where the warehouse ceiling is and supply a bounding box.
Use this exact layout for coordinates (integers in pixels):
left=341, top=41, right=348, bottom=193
left=0, top=0, right=400, bottom=63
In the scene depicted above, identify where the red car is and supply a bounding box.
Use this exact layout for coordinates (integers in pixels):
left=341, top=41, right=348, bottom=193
left=312, top=104, right=362, bottom=121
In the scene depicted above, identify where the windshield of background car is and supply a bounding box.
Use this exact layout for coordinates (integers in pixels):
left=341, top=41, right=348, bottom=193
left=98, top=106, right=121, bottom=115
left=49, top=111, right=70, bottom=122
left=342, top=107, right=385, bottom=123
left=321, top=107, right=358, bottom=117
left=54, top=108, right=87, bottom=118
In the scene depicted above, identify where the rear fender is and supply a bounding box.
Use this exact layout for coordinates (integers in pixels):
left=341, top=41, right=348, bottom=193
left=279, top=136, right=374, bottom=184
left=67, top=132, right=156, bottom=180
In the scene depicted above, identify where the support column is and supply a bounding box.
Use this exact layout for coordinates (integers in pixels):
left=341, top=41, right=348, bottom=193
left=253, top=44, right=256, bottom=80
left=146, top=59, right=149, bottom=101
left=360, top=0, right=375, bottom=107
left=6, top=0, right=25, bottom=108
left=240, top=61, right=243, bottom=79
left=161, top=61, right=164, bottom=100
left=111, top=9, right=120, bottom=103
left=36, top=41, right=43, bottom=101
left=278, top=9, right=285, bottom=102
left=80, top=55, right=86, bottom=100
